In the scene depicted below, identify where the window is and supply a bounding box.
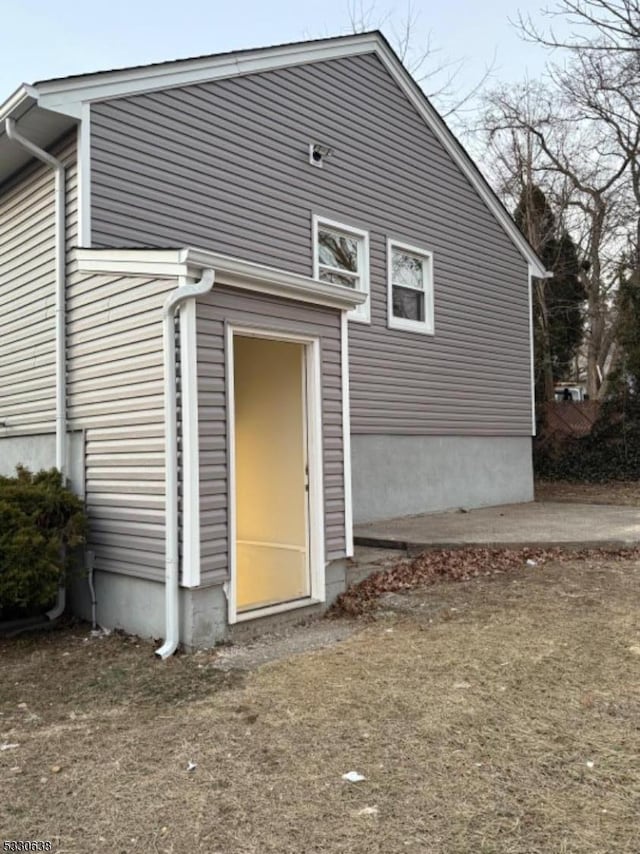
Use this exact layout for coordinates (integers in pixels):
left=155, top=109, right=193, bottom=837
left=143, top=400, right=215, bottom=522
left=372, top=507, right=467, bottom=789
left=387, top=240, right=434, bottom=334
left=313, top=216, right=370, bottom=323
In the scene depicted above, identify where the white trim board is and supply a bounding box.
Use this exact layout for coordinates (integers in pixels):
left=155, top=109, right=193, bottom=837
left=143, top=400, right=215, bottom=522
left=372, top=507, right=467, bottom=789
left=179, top=294, right=201, bottom=588
left=75, top=247, right=368, bottom=311
left=4, top=31, right=546, bottom=276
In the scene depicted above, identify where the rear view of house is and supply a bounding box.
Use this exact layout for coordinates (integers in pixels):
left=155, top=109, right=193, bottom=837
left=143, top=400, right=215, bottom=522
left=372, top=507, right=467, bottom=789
left=0, top=32, right=546, bottom=650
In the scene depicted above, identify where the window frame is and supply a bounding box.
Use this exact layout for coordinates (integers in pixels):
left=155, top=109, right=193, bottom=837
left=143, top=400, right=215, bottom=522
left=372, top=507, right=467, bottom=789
left=312, top=215, right=370, bottom=324
left=387, top=238, right=434, bottom=335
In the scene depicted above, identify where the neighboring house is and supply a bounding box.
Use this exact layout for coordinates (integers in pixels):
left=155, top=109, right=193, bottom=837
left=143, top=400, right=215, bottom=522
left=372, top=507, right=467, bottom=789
left=0, top=32, right=547, bottom=651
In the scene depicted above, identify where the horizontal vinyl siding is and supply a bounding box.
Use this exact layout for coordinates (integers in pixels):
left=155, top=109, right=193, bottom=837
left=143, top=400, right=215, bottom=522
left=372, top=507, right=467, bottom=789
left=0, top=132, right=77, bottom=433
left=197, top=286, right=345, bottom=585
left=67, top=271, right=177, bottom=581
left=90, top=53, right=532, bottom=436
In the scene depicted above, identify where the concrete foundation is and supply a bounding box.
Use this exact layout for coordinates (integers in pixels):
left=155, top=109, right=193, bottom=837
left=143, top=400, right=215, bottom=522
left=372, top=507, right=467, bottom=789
left=0, top=433, right=56, bottom=477
left=351, top=435, right=534, bottom=523
left=68, top=558, right=348, bottom=649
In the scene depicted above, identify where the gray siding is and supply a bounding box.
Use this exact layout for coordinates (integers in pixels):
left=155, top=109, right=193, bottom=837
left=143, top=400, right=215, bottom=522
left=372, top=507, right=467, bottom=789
left=0, top=132, right=77, bottom=435
left=90, top=52, right=532, bottom=437
left=66, top=270, right=176, bottom=581
left=197, top=286, right=345, bottom=584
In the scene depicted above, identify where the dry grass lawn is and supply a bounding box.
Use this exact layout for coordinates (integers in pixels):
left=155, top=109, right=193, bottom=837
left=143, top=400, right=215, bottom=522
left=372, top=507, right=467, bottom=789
left=2, top=557, right=640, bottom=853
left=536, top=479, right=640, bottom=506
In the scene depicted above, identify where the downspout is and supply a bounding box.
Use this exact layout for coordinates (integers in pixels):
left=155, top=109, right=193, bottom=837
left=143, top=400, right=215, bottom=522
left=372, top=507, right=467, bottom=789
left=156, top=270, right=215, bottom=659
left=5, top=118, right=67, bottom=621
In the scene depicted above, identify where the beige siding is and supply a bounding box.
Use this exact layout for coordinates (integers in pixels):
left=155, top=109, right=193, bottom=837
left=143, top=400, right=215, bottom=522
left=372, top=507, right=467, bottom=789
left=0, top=132, right=77, bottom=433
left=197, top=286, right=345, bottom=585
left=66, top=270, right=176, bottom=581
left=90, top=53, right=533, bottom=437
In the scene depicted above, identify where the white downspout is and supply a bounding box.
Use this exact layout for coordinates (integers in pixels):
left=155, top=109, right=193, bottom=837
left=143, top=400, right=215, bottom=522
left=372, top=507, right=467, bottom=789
left=156, top=269, right=215, bottom=659
left=5, top=117, right=67, bottom=621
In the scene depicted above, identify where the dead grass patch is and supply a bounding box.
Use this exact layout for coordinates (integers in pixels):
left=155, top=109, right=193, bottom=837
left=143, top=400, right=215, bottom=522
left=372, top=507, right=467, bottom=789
left=536, top=479, right=640, bottom=506
left=2, top=559, right=640, bottom=853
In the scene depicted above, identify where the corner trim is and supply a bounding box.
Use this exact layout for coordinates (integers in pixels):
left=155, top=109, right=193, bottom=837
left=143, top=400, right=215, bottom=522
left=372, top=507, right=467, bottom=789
left=340, top=312, right=354, bottom=557
left=528, top=265, right=537, bottom=436
left=179, top=295, right=201, bottom=587
left=77, top=103, right=91, bottom=245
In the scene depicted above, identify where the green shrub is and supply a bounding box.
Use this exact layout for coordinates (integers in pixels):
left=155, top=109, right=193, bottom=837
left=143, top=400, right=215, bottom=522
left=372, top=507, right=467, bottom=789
left=0, top=467, right=86, bottom=614
left=534, top=407, right=640, bottom=482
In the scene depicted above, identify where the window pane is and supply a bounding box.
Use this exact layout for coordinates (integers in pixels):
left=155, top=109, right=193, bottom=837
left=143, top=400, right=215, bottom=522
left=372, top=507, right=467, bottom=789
left=319, top=268, right=358, bottom=288
left=319, top=229, right=359, bottom=273
left=392, top=249, right=424, bottom=289
left=393, top=285, right=424, bottom=321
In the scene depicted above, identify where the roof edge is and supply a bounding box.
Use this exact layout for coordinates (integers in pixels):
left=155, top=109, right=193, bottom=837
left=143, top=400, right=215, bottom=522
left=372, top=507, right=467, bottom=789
left=74, top=247, right=367, bottom=311
left=0, top=84, right=38, bottom=123
left=5, top=29, right=545, bottom=276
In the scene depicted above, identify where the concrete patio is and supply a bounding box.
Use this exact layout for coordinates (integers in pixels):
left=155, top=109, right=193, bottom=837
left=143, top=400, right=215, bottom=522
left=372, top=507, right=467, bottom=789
left=354, top=500, right=640, bottom=552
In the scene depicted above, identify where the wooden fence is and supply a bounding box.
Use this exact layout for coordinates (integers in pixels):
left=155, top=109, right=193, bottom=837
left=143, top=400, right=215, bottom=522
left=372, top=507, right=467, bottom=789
left=541, top=401, right=601, bottom=439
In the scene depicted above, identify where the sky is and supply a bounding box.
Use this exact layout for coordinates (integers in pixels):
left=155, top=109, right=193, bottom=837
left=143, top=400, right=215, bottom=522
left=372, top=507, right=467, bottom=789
left=0, top=0, right=563, bottom=103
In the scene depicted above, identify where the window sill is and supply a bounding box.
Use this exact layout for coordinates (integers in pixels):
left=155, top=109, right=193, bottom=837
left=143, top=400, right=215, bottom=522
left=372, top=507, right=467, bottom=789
left=387, top=318, right=434, bottom=335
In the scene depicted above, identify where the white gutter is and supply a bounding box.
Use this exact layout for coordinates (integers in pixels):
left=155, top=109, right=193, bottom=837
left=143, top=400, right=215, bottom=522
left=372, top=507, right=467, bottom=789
left=0, top=84, right=38, bottom=122
left=156, top=269, right=215, bottom=659
left=5, top=117, right=67, bottom=621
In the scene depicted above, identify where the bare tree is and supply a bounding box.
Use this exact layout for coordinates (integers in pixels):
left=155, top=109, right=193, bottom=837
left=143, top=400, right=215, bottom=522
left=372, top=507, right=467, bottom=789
left=346, top=1, right=496, bottom=118
left=515, top=0, right=640, bottom=53
left=481, top=77, right=631, bottom=399
left=479, top=0, right=639, bottom=401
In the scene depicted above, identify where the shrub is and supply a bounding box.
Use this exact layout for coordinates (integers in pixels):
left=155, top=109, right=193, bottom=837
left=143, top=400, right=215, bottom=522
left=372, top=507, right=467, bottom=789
left=0, top=467, right=86, bottom=614
left=534, top=404, right=640, bottom=482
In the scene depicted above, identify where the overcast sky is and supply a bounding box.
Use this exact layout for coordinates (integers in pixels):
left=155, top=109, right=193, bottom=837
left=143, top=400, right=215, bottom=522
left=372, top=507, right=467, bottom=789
left=0, top=0, right=563, bottom=102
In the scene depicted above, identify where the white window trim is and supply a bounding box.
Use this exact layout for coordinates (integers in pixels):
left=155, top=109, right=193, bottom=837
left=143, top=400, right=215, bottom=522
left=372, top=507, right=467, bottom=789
left=312, top=215, right=370, bottom=324
left=387, top=238, right=434, bottom=335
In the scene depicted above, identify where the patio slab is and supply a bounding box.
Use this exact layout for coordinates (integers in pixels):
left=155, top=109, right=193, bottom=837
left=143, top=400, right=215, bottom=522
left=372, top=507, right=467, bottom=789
left=354, top=501, right=640, bottom=552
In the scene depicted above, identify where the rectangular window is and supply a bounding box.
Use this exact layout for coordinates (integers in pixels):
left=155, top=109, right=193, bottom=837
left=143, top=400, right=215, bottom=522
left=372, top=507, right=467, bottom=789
left=313, top=216, right=370, bottom=323
left=387, top=239, right=434, bottom=334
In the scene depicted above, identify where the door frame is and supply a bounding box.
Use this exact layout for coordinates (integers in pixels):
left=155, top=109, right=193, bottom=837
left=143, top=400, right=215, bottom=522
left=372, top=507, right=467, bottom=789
left=225, top=323, right=325, bottom=624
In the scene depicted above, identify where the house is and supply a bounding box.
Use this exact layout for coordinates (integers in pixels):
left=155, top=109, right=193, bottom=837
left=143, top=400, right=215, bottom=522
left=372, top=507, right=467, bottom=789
left=0, top=32, right=547, bottom=652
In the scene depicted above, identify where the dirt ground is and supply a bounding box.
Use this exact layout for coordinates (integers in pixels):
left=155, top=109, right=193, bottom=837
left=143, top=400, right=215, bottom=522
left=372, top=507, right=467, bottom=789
left=3, top=555, right=640, bottom=853
left=536, top=479, right=640, bottom=506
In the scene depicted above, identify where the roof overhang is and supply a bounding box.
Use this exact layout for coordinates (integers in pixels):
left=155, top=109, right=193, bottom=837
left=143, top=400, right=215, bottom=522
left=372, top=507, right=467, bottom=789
left=1, top=31, right=547, bottom=276
left=0, top=85, right=77, bottom=186
left=75, top=247, right=368, bottom=311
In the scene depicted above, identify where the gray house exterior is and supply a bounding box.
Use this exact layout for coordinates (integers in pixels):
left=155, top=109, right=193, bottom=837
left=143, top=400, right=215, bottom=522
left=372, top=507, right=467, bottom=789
left=0, top=32, right=546, bottom=650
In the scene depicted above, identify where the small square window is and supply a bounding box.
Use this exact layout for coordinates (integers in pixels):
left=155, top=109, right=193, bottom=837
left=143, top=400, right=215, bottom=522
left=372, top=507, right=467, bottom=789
left=313, top=216, right=370, bottom=323
left=387, top=240, right=434, bottom=334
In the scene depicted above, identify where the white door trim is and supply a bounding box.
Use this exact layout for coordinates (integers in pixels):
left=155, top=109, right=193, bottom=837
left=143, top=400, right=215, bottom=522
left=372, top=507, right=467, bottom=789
left=225, top=323, right=325, bottom=624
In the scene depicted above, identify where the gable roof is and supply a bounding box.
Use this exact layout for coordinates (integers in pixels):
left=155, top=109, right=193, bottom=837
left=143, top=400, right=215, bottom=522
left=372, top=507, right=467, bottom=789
left=0, top=31, right=546, bottom=276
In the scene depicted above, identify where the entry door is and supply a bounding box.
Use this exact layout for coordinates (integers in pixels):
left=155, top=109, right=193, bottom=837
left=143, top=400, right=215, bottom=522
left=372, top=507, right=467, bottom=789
left=233, top=334, right=310, bottom=613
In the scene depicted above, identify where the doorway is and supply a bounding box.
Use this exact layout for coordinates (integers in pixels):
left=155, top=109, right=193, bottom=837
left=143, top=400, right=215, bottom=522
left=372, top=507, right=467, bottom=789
left=228, top=329, right=324, bottom=620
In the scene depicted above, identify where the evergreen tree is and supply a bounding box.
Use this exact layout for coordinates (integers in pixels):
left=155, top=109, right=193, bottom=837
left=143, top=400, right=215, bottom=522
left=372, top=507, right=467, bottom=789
left=514, top=185, right=586, bottom=402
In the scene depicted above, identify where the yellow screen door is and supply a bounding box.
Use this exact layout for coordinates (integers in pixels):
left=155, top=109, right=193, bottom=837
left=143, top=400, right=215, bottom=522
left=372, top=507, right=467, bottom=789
left=233, top=334, right=310, bottom=613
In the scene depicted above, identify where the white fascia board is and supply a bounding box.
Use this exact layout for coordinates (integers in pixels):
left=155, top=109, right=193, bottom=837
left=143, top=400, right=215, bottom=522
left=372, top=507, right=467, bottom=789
left=33, top=35, right=378, bottom=113
left=0, top=84, right=38, bottom=122
left=75, top=247, right=368, bottom=310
